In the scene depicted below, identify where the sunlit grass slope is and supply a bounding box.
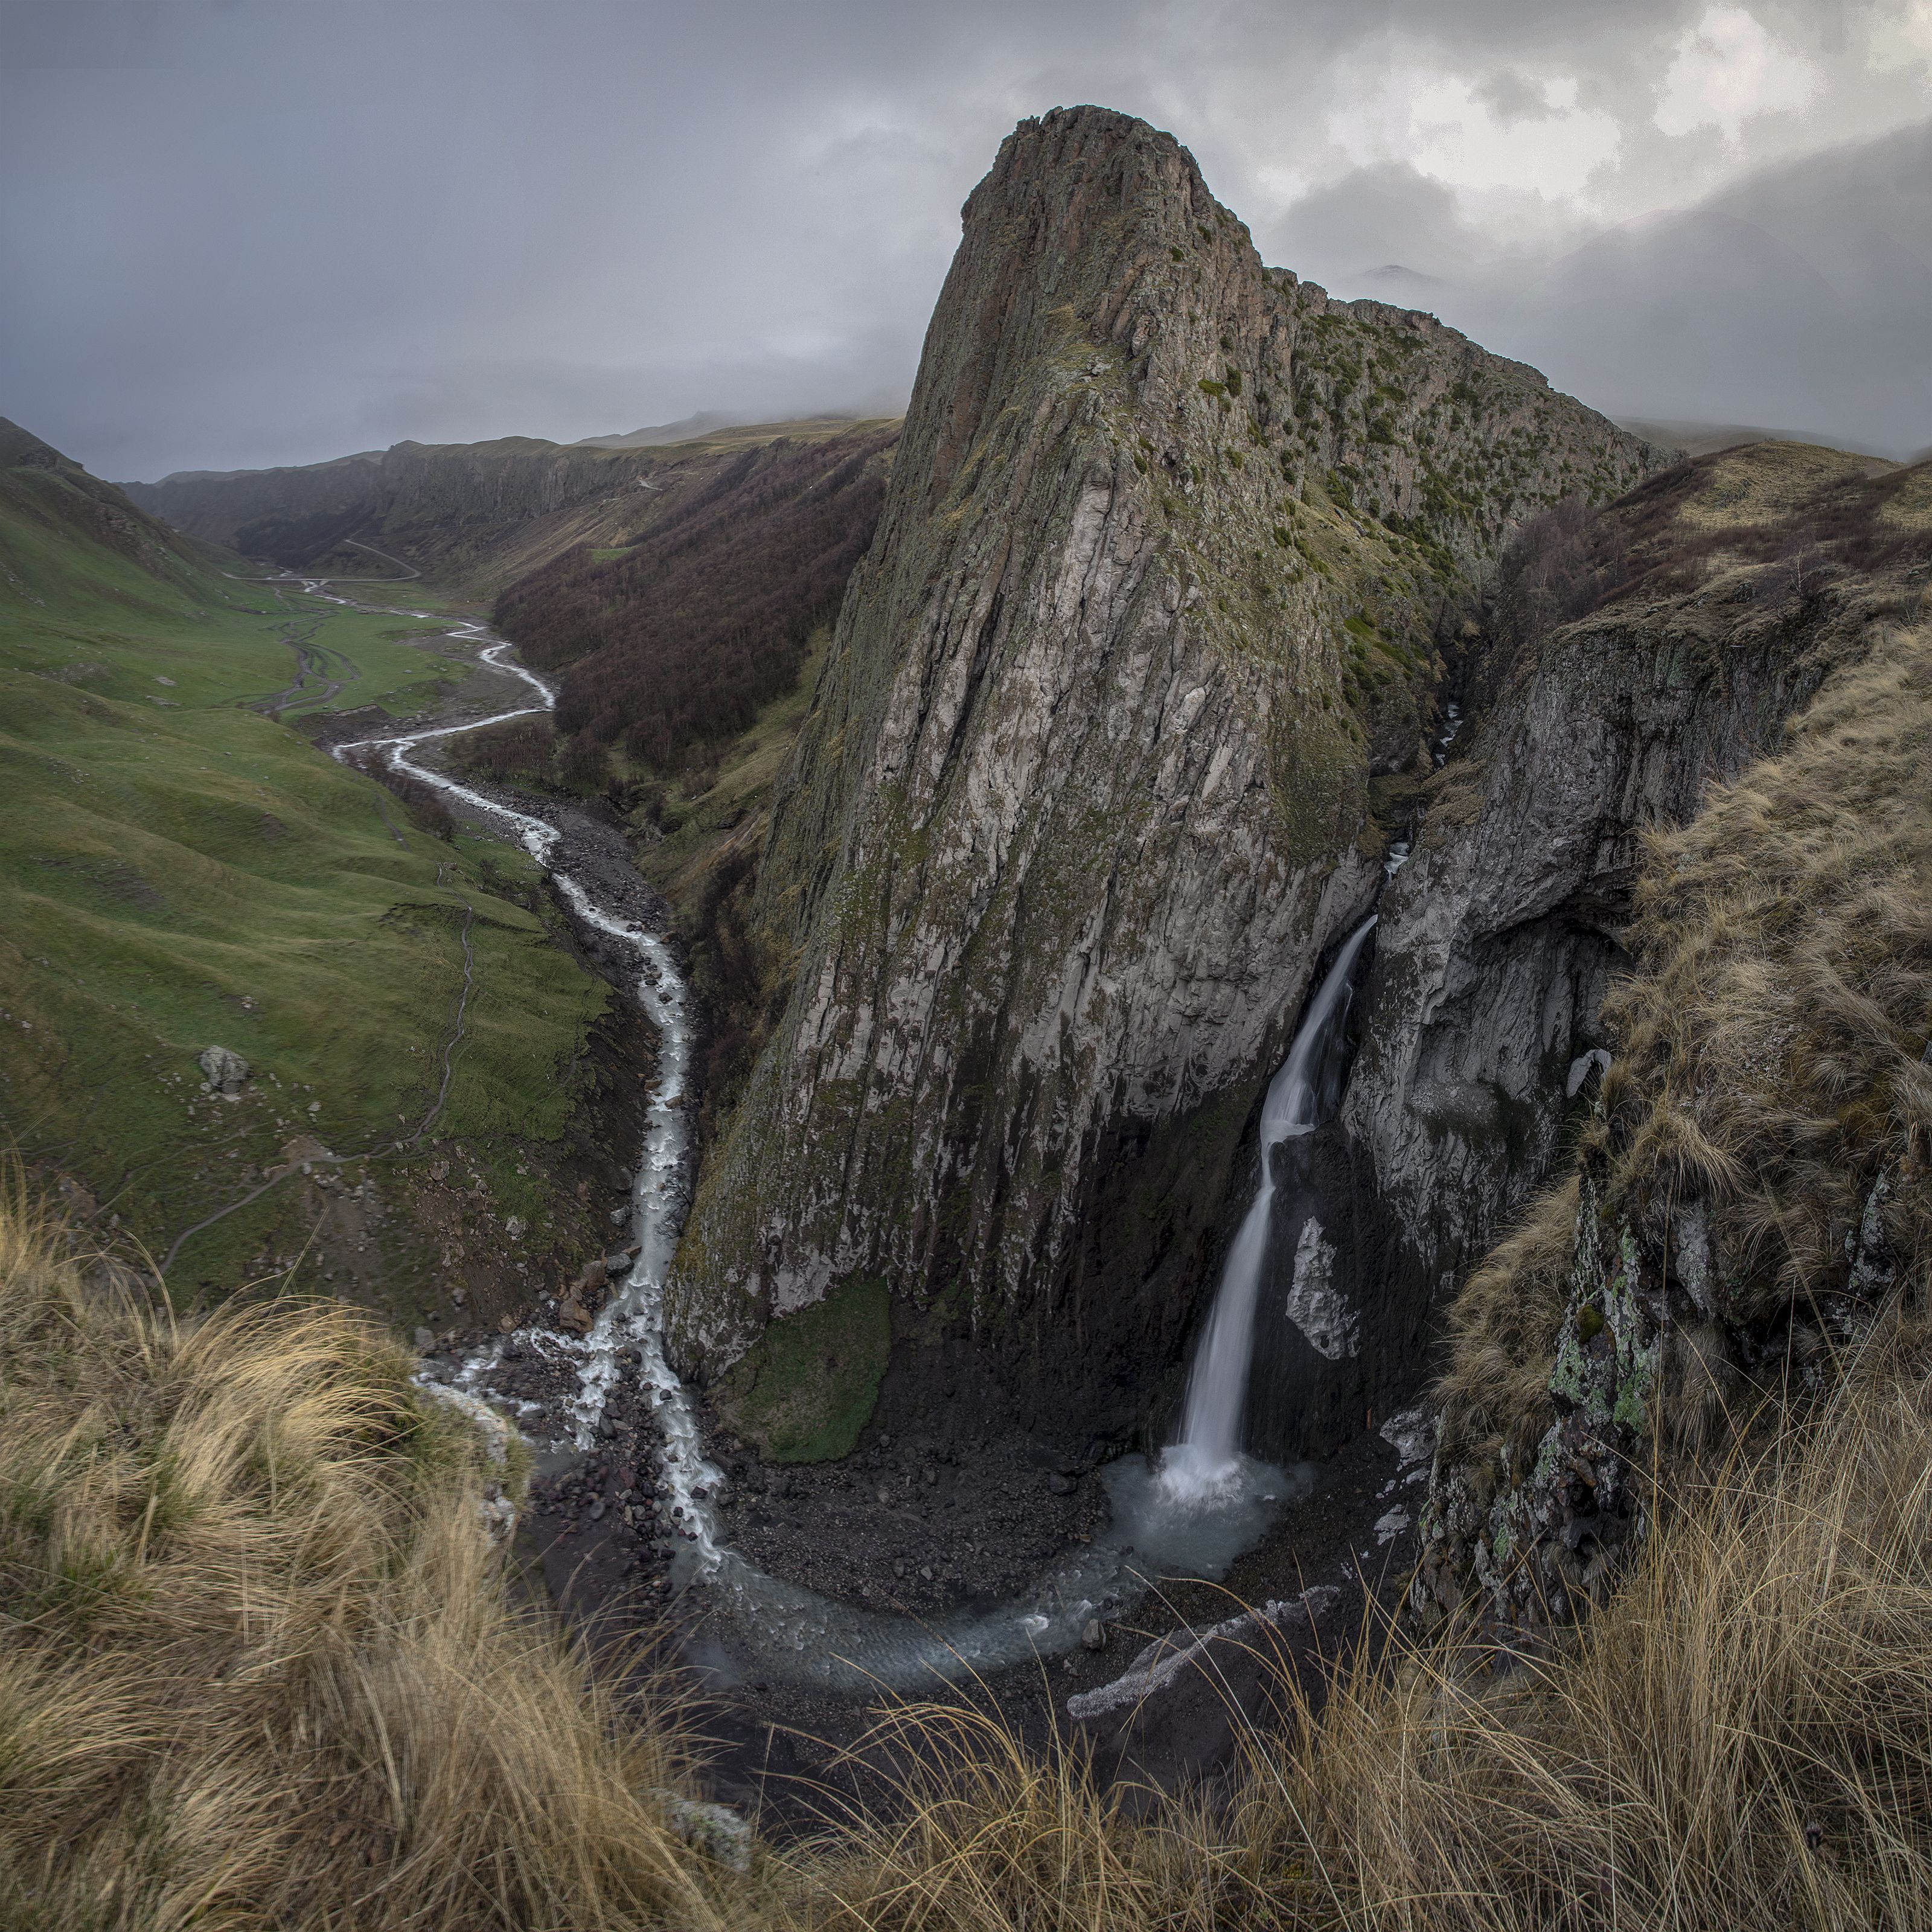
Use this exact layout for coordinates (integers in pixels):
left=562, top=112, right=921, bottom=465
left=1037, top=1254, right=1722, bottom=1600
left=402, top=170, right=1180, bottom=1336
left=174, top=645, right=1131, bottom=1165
left=0, top=423, right=612, bottom=1308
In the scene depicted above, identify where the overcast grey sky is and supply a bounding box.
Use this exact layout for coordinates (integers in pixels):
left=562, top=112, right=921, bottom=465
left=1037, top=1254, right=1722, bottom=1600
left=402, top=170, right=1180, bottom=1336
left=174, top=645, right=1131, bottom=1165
left=3, top=0, right=1927, bottom=478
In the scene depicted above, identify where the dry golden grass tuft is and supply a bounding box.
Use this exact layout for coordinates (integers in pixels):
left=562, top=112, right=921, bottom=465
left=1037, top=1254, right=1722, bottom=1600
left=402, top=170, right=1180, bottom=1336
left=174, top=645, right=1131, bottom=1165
left=0, top=1185, right=741, bottom=1930
left=780, top=1309, right=1932, bottom=1931
left=1435, top=1174, right=1579, bottom=1483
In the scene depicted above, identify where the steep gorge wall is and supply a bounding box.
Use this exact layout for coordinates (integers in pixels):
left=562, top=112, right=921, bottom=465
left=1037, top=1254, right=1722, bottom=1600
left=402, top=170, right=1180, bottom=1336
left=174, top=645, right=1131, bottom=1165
left=1404, top=444, right=1932, bottom=1627
left=667, top=107, right=1663, bottom=1450
left=1272, top=521, right=1853, bottom=1461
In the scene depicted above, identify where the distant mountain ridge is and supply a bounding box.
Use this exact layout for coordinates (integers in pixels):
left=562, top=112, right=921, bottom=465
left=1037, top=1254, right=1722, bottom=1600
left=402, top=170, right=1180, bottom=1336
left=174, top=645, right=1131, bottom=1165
left=571, top=410, right=735, bottom=448
left=123, top=415, right=901, bottom=594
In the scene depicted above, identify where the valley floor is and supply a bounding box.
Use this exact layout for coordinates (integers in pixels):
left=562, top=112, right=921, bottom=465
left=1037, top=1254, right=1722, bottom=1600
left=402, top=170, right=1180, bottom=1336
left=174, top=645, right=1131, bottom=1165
left=0, top=508, right=637, bottom=1322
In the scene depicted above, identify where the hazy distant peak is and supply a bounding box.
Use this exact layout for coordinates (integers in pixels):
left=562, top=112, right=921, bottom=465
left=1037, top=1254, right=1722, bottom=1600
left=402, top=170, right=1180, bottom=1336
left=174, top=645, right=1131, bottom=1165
left=1359, top=263, right=1444, bottom=287
left=1614, top=417, right=1905, bottom=464
left=572, top=410, right=737, bottom=449
left=149, top=449, right=385, bottom=485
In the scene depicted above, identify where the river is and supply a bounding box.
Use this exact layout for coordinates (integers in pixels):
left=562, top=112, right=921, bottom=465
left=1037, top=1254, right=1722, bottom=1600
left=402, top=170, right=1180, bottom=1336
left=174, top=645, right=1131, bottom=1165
left=294, top=572, right=1316, bottom=1694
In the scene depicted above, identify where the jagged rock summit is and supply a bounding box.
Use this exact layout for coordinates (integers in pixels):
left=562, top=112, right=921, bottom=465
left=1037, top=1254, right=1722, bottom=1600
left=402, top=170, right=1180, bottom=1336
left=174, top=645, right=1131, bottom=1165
left=667, top=106, right=1665, bottom=1452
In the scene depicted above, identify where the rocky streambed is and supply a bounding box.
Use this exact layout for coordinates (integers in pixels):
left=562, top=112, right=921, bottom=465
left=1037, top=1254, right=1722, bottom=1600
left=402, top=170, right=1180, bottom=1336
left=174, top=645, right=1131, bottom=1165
left=295, top=578, right=1414, bottom=1806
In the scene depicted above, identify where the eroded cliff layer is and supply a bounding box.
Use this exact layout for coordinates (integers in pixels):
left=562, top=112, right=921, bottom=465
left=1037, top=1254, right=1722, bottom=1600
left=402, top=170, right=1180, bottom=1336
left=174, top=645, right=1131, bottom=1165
left=1409, top=443, right=1932, bottom=1627
left=668, top=107, right=1662, bottom=1450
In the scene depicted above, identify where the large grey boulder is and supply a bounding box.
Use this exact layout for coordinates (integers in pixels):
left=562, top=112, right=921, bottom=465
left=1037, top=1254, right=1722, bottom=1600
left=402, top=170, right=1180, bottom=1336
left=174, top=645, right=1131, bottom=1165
left=197, top=1046, right=250, bottom=1096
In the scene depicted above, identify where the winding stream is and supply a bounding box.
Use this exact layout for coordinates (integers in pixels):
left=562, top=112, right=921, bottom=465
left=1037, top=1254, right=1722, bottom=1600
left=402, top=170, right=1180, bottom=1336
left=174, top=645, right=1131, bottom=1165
left=293, top=574, right=1323, bottom=1691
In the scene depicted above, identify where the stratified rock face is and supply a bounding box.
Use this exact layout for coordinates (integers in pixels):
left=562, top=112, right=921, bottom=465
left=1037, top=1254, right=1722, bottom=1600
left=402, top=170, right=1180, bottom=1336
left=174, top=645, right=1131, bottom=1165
left=668, top=107, right=1660, bottom=1438
left=1335, top=581, right=1844, bottom=1355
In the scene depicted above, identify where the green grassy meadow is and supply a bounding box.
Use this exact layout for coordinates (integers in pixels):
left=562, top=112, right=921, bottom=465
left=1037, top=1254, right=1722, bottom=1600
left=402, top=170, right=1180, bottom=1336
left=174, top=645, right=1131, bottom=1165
left=0, top=440, right=614, bottom=1313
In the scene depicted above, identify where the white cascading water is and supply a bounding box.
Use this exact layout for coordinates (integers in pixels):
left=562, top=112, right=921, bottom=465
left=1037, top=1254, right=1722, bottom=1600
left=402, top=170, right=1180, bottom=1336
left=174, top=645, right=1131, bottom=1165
left=1159, top=915, right=1378, bottom=1502
left=283, top=581, right=726, bottom=1565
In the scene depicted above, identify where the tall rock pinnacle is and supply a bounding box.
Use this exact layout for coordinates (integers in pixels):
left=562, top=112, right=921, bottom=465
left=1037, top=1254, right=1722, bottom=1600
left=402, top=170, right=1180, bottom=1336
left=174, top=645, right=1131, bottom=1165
left=667, top=107, right=1660, bottom=1447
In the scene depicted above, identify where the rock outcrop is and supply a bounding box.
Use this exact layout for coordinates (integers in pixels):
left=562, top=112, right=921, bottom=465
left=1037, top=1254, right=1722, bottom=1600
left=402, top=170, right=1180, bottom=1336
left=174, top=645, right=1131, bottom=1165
left=667, top=106, right=1663, bottom=1450
left=1400, top=443, right=1932, bottom=1625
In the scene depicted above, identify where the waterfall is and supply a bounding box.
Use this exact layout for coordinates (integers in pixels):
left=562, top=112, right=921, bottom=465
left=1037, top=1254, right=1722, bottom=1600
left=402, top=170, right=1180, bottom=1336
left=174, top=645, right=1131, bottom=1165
left=1160, top=915, right=1377, bottom=1501
left=278, top=569, right=1343, bottom=1683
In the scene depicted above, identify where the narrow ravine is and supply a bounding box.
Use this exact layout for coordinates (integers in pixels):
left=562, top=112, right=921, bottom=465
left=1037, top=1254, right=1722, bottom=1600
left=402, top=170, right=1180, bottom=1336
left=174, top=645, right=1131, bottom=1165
left=289, top=569, right=1375, bottom=1694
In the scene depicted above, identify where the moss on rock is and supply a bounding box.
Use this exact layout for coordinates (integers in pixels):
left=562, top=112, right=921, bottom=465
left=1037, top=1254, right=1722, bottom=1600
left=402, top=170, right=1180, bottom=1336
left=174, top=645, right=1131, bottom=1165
left=714, top=1273, right=892, bottom=1463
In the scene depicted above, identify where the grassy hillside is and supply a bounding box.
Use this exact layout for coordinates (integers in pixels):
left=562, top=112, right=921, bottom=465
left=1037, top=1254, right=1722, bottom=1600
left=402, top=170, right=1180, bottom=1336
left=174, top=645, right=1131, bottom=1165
left=0, top=422, right=622, bottom=1321
left=0, top=1199, right=731, bottom=1929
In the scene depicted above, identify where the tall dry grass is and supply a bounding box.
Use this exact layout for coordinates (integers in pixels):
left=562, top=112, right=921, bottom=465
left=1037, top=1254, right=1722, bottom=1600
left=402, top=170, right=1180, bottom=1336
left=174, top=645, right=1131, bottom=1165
left=7, top=1160, right=1932, bottom=1928
left=787, top=1307, right=1932, bottom=1931
left=1435, top=1175, right=1579, bottom=1486
left=0, top=1187, right=741, bottom=1930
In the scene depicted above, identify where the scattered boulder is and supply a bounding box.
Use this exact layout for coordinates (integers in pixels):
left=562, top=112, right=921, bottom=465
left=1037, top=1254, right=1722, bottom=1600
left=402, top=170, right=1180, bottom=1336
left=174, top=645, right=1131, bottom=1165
left=197, top=1045, right=249, bottom=1096
left=650, top=1791, right=750, bottom=1873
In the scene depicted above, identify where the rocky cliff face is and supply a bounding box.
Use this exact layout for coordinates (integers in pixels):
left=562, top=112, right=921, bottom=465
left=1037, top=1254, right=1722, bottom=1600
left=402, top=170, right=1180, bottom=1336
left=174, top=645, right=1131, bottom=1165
left=667, top=107, right=1663, bottom=1452
left=1401, top=442, right=1932, bottom=1625
left=1322, top=531, right=1847, bottom=1428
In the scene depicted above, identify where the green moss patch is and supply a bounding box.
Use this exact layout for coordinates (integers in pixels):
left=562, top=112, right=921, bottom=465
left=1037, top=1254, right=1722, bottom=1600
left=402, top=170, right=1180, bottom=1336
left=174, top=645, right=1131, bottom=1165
left=717, top=1273, right=891, bottom=1462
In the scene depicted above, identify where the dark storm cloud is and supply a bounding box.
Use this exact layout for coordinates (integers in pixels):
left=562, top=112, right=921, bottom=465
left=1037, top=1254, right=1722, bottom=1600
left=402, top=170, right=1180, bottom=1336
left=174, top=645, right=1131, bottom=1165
left=2, top=0, right=1926, bottom=478
left=1273, top=121, right=1932, bottom=454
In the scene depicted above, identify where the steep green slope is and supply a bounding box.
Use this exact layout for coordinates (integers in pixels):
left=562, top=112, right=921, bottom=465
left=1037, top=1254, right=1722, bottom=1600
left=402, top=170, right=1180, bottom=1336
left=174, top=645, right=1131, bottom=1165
left=0, top=421, right=623, bottom=1320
